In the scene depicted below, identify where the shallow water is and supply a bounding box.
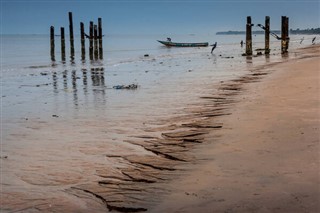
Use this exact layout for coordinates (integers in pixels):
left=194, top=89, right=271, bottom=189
left=1, top=33, right=316, bottom=212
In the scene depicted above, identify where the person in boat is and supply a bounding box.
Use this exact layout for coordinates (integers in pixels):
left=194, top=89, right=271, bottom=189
left=167, top=37, right=172, bottom=42
left=211, top=42, right=217, bottom=53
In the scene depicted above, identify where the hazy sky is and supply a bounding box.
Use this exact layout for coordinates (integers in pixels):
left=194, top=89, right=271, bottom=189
left=1, top=0, right=319, bottom=35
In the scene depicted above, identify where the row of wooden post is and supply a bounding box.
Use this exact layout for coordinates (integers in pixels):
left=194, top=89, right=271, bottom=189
left=245, top=16, right=289, bottom=56
left=51, top=14, right=290, bottom=60
left=50, top=12, right=103, bottom=62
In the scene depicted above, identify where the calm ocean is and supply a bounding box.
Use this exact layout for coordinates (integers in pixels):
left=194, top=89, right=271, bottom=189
left=2, top=33, right=314, bottom=121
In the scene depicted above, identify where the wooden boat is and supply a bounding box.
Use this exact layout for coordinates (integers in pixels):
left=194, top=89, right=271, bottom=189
left=157, top=40, right=209, bottom=47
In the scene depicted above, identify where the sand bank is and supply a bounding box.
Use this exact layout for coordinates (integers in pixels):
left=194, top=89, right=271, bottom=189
left=152, top=45, right=320, bottom=212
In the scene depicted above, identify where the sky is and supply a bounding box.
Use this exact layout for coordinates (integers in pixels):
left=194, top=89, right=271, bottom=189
left=1, top=0, right=319, bottom=35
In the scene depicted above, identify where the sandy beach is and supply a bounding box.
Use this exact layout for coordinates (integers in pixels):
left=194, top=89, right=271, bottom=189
left=1, top=42, right=319, bottom=212
left=152, top=45, right=320, bottom=212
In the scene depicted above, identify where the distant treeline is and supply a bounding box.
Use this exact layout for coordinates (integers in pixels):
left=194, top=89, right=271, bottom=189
left=290, top=28, right=320, bottom=34
left=216, top=28, right=320, bottom=35
left=216, top=30, right=275, bottom=35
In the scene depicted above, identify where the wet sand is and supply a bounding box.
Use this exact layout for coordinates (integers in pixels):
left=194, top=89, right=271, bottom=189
left=1, top=45, right=319, bottom=212
left=152, top=45, right=320, bottom=212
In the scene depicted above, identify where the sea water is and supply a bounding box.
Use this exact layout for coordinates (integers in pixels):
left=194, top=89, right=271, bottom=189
left=0, top=33, right=316, bottom=211
left=2, top=33, right=315, bottom=121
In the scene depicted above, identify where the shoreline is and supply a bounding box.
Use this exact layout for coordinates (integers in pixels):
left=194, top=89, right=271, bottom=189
left=1, top=45, right=319, bottom=212
left=152, top=45, right=320, bottom=212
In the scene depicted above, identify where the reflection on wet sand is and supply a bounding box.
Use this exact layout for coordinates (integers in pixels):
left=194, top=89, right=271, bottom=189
left=52, top=72, right=58, bottom=93
left=82, top=68, right=88, bottom=94
left=51, top=66, right=106, bottom=108
left=72, top=70, right=78, bottom=107
left=91, top=68, right=105, bottom=87
left=265, top=53, right=270, bottom=63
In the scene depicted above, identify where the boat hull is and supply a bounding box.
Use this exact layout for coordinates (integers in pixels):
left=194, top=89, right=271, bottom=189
left=157, top=40, right=208, bottom=47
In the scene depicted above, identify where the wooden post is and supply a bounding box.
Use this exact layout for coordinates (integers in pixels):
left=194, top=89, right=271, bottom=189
left=61, top=27, right=66, bottom=61
left=94, top=24, right=98, bottom=60
left=281, top=16, right=286, bottom=54
left=69, top=12, right=75, bottom=59
left=80, top=22, right=85, bottom=61
left=50, top=26, right=55, bottom=61
left=246, top=16, right=252, bottom=56
left=89, top=21, right=94, bottom=60
left=265, top=16, right=270, bottom=55
left=98, top=18, right=103, bottom=59
left=285, top=17, right=289, bottom=52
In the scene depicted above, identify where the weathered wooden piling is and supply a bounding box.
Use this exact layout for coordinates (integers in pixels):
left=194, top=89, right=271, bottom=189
left=50, top=26, right=55, bottom=61
left=89, top=21, right=94, bottom=60
left=281, top=16, right=285, bottom=53
left=281, top=16, right=290, bottom=54
left=285, top=16, right=289, bottom=52
left=246, top=16, right=252, bottom=56
left=98, top=18, right=103, bottom=59
left=61, top=27, right=66, bottom=61
left=265, top=16, right=270, bottom=55
left=80, top=22, right=86, bottom=60
left=94, top=24, right=99, bottom=60
left=69, top=12, right=75, bottom=59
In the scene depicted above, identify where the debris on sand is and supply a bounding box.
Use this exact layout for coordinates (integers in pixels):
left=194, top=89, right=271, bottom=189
left=113, top=84, right=139, bottom=90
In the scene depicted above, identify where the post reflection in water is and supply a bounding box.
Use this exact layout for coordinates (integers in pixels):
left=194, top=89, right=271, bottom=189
left=63, top=70, right=68, bottom=91
left=82, top=68, right=88, bottom=94
left=70, top=55, right=75, bottom=65
left=72, top=70, right=78, bottom=107
left=51, top=65, right=107, bottom=109
left=245, top=56, right=253, bottom=70
left=91, top=67, right=106, bottom=109
left=91, top=67, right=105, bottom=87
left=52, top=72, right=58, bottom=93
left=246, top=56, right=253, bottom=64
left=281, top=52, right=289, bottom=60
left=265, top=54, right=270, bottom=63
